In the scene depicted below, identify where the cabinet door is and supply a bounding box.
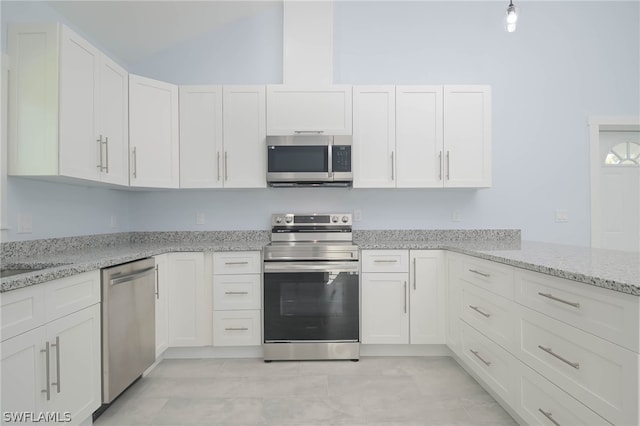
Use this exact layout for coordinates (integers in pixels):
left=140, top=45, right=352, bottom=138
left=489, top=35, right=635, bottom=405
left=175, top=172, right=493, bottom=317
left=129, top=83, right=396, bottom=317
left=46, top=304, right=101, bottom=424
left=1, top=327, right=47, bottom=422
left=361, top=272, right=409, bottom=344
left=445, top=253, right=463, bottom=355
left=129, top=74, right=179, bottom=188
left=223, top=86, right=267, bottom=188
left=443, top=85, right=491, bottom=188
left=353, top=86, right=396, bottom=188
left=154, top=254, right=169, bottom=358
left=179, top=85, right=223, bottom=188
left=167, top=252, right=208, bottom=347
left=266, top=85, right=352, bottom=135
left=396, top=86, right=443, bottom=188
left=409, top=250, right=445, bottom=344
left=58, top=25, right=100, bottom=182
left=97, top=55, right=129, bottom=186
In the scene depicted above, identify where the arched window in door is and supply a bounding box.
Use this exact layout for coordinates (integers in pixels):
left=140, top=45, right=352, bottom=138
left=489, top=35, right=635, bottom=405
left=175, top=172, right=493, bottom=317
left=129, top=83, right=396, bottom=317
left=604, top=141, right=640, bottom=165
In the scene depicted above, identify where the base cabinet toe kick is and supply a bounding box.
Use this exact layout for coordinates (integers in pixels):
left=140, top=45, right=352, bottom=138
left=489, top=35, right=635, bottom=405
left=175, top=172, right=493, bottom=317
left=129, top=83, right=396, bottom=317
left=447, top=252, right=639, bottom=426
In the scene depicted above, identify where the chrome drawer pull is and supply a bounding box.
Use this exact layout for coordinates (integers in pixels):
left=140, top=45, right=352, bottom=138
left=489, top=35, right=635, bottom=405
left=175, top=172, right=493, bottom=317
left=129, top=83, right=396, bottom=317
left=51, top=336, right=61, bottom=393
left=225, top=261, right=249, bottom=265
left=469, top=305, right=491, bottom=318
left=225, top=291, right=249, bottom=295
left=225, top=327, right=249, bottom=331
left=470, top=349, right=492, bottom=367
left=41, top=342, right=51, bottom=401
left=468, top=269, right=491, bottom=278
left=538, top=345, right=580, bottom=369
left=537, top=292, right=580, bottom=309
left=538, top=408, right=561, bottom=426
left=374, top=259, right=397, bottom=263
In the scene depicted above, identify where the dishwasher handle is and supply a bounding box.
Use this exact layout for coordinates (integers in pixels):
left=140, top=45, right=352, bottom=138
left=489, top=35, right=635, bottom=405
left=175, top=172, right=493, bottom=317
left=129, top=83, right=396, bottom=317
left=109, top=266, right=156, bottom=286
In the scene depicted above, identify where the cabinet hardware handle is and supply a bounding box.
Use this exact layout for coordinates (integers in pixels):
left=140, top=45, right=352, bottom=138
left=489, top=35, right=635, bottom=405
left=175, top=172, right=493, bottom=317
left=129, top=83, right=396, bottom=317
left=391, top=152, right=395, bottom=180
left=225, top=291, right=249, bottom=295
left=51, top=336, right=61, bottom=393
left=537, top=345, right=580, bottom=369
left=294, top=130, right=324, bottom=134
left=538, top=409, right=561, bottom=426
left=132, top=147, right=137, bottom=179
left=225, top=327, right=249, bottom=331
left=217, top=152, right=221, bottom=181
left=41, top=342, right=51, bottom=400
left=469, top=305, right=491, bottom=318
left=97, top=135, right=104, bottom=171
left=537, top=292, right=580, bottom=309
left=225, top=261, right=249, bottom=265
left=155, top=265, right=160, bottom=299
left=404, top=281, right=407, bottom=314
left=438, top=150, right=443, bottom=180
left=104, top=137, right=109, bottom=174
left=470, top=349, right=492, bottom=367
left=413, top=258, right=417, bottom=290
left=446, top=150, right=450, bottom=180
left=468, top=269, right=491, bottom=278
left=224, top=151, right=229, bottom=181
left=374, top=259, right=397, bottom=263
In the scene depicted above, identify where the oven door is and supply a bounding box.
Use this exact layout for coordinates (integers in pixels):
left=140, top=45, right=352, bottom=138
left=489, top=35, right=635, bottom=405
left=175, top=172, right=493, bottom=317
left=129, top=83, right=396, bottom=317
left=263, top=261, right=359, bottom=343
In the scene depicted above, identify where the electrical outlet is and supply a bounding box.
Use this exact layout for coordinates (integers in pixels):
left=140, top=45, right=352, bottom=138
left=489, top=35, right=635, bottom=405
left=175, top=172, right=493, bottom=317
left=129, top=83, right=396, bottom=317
left=110, top=215, right=118, bottom=228
left=18, top=213, right=32, bottom=233
left=196, top=212, right=205, bottom=225
left=354, top=209, right=362, bottom=222
left=555, top=209, right=569, bottom=223
left=452, top=210, right=462, bottom=222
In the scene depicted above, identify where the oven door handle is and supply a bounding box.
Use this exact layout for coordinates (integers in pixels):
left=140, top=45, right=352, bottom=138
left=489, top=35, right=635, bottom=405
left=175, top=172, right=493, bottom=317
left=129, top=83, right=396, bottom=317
left=263, top=261, right=359, bottom=273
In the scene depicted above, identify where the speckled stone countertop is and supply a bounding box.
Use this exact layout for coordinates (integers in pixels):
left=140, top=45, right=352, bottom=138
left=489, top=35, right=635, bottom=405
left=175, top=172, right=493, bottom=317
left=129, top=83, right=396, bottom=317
left=2, top=229, right=639, bottom=296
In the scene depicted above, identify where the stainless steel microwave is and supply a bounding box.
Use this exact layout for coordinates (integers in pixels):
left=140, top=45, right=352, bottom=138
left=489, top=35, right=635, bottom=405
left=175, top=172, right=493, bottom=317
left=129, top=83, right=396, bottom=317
left=266, top=135, right=353, bottom=187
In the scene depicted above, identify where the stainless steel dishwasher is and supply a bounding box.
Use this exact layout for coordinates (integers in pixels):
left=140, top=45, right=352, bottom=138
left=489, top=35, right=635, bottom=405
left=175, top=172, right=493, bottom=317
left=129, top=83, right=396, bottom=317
left=101, top=257, right=156, bottom=403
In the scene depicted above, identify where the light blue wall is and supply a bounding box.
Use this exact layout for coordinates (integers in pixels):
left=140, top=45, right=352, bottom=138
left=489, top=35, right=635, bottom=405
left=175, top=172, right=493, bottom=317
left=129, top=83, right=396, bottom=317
left=3, top=1, right=639, bottom=245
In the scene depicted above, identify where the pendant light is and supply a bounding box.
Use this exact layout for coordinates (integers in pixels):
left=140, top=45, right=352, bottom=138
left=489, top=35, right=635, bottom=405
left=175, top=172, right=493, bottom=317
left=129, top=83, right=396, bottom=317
left=505, top=0, right=519, bottom=33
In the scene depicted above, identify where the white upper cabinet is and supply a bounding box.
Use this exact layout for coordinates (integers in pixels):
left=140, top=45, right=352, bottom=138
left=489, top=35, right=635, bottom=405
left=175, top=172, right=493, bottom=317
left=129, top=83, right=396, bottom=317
left=443, top=85, right=492, bottom=188
left=396, top=86, right=444, bottom=188
left=179, top=85, right=224, bottom=188
left=353, top=86, right=396, bottom=188
left=266, top=85, right=352, bottom=135
left=129, top=74, right=180, bottom=188
left=8, top=23, right=129, bottom=185
left=353, top=84, right=490, bottom=189
left=222, top=86, right=267, bottom=188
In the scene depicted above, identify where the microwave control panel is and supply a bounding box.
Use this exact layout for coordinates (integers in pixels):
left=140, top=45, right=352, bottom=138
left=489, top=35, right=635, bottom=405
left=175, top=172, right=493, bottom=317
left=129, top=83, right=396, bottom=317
left=333, top=146, right=351, bottom=172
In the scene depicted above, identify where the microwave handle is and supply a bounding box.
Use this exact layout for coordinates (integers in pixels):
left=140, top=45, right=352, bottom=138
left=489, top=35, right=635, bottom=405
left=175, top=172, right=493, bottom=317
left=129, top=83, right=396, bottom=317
left=328, top=144, right=333, bottom=177
left=293, top=130, right=324, bottom=134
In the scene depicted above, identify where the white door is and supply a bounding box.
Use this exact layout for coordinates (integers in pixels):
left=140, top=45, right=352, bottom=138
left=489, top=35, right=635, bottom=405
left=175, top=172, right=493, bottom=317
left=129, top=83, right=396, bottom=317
left=179, top=85, right=224, bottom=188
left=409, top=250, right=445, bottom=344
left=361, top=272, right=409, bottom=344
left=595, top=131, right=640, bottom=252
left=223, top=86, right=267, bottom=188
left=353, top=86, right=396, bottom=188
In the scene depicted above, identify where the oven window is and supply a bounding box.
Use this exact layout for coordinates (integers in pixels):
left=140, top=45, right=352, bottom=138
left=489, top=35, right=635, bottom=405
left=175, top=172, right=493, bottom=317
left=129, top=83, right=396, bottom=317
left=264, top=271, right=359, bottom=342
left=268, top=146, right=328, bottom=173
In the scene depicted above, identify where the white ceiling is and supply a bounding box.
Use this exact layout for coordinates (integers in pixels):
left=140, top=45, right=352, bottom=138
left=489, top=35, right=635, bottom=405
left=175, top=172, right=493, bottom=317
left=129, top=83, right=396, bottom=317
left=46, top=1, right=282, bottom=64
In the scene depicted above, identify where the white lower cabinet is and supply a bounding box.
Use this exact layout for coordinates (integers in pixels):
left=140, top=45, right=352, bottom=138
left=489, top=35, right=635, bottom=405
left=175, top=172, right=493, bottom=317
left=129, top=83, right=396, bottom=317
left=154, top=254, right=169, bottom=357
left=448, top=253, right=640, bottom=426
left=361, top=250, right=445, bottom=345
left=0, top=271, right=101, bottom=426
left=166, top=252, right=211, bottom=347
left=212, top=251, right=262, bottom=347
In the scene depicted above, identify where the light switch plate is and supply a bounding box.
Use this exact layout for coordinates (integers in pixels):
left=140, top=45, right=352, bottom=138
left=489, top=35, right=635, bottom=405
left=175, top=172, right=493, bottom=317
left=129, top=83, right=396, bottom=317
left=196, top=212, right=205, bottom=225
left=18, top=213, right=32, bottom=233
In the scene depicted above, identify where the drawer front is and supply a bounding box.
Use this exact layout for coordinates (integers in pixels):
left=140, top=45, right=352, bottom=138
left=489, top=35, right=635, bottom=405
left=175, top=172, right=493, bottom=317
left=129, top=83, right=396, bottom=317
left=1, top=284, right=46, bottom=341
left=460, top=282, right=516, bottom=352
left=515, top=268, right=639, bottom=353
left=213, top=251, right=261, bottom=275
left=45, top=270, right=100, bottom=322
left=213, top=310, right=261, bottom=347
left=518, top=306, right=638, bottom=425
left=460, top=256, right=514, bottom=300
left=361, top=250, right=409, bottom=273
left=517, top=361, right=613, bottom=426
left=460, top=320, right=517, bottom=406
left=213, top=274, right=261, bottom=311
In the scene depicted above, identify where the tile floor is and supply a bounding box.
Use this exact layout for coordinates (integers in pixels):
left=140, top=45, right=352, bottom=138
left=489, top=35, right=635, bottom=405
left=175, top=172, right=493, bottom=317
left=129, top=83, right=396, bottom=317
left=94, top=356, right=518, bottom=426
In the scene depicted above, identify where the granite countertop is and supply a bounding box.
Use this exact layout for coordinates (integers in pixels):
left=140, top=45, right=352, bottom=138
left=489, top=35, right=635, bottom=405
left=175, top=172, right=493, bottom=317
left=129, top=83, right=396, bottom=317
left=2, top=230, right=639, bottom=296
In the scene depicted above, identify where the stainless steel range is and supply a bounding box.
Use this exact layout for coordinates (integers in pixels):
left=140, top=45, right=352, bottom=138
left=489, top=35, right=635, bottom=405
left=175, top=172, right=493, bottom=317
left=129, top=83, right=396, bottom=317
left=263, top=213, right=359, bottom=361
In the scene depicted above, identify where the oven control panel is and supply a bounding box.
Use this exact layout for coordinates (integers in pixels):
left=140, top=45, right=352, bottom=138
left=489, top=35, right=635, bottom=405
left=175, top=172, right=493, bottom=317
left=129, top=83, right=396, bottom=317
left=271, top=213, right=352, bottom=227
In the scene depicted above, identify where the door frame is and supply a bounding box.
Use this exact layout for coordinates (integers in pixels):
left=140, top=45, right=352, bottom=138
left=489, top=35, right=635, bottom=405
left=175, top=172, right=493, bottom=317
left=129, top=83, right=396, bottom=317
left=588, top=116, right=640, bottom=248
